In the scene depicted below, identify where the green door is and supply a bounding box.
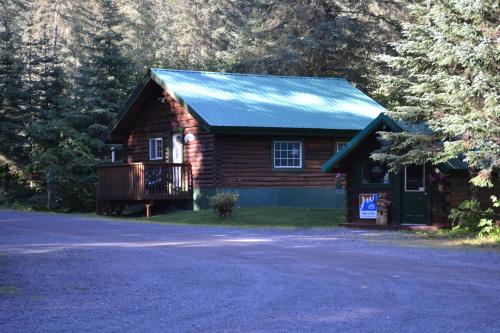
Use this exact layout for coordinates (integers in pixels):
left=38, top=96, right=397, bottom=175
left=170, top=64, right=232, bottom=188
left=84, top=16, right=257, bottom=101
left=401, top=165, right=431, bottom=225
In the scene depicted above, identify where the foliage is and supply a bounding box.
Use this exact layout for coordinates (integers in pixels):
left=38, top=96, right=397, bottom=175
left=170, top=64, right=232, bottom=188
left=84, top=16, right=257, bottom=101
left=0, top=0, right=464, bottom=213
left=415, top=227, right=500, bottom=249
left=449, top=196, right=498, bottom=236
left=208, top=191, right=240, bottom=218
left=374, top=0, right=499, bottom=188
left=0, top=0, right=28, bottom=176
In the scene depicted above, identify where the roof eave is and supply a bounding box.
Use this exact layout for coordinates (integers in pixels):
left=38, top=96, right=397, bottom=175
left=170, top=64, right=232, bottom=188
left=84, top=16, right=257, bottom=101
left=209, top=126, right=360, bottom=137
left=103, top=70, right=154, bottom=143
left=321, top=114, right=402, bottom=172
left=150, top=69, right=212, bottom=132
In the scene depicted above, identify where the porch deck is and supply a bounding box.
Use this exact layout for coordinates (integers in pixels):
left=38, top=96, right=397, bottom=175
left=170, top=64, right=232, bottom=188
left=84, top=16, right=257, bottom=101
left=96, top=162, right=193, bottom=214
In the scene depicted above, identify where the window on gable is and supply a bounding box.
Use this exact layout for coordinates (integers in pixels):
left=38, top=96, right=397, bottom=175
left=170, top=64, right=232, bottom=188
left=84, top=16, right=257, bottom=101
left=336, top=141, right=348, bottom=152
left=273, top=140, right=303, bottom=169
left=149, top=138, right=163, bottom=160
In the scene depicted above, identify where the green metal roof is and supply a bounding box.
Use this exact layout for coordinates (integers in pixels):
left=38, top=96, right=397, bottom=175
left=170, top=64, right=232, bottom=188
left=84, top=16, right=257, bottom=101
left=148, top=68, right=385, bottom=131
left=437, top=159, right=469, bottom=173
left=321, top=114, right=468, bottom=173
left=321, top=114, right=400, bottom=172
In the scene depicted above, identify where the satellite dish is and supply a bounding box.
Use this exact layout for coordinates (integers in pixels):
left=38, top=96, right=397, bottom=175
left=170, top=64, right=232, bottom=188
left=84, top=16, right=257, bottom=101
left=184, top=133, right=195, bottom=143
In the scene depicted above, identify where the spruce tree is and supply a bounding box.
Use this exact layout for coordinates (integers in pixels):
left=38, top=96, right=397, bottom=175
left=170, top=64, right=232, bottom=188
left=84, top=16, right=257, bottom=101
left=77, top=0, right=133, bottom=145
left=0, top=0, right=28, bottom=183
left=374, top=0, right=499, bottom=188
left=23, top=1, right=97, bottom=210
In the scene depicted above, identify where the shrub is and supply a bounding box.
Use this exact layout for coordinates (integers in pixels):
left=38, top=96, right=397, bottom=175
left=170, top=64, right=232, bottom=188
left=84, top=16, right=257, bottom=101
left=449, top=196, right=498, bottom=236
left=208, top=191, right=239, bottom=219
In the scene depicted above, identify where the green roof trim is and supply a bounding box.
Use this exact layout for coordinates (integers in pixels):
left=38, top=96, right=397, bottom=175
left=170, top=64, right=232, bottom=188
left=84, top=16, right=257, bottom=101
left=437, top=159, right=469, bottom=173
left=321, top=113, right=469, bottom=173
left=321, top=114, right=401, bottom=172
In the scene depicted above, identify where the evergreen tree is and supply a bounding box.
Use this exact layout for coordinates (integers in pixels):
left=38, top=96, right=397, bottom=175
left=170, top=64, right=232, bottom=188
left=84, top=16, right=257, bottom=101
left=374, top=0, right=499, bottom=188
left=125, top=0, right=175, bottom=72
left=0, top=0, right=28, bottom=182
left=22, top=0, right=97, bottom=210
left=0, top=0, right=417, bottom=210
left=76, top=0, right=133, bottom=145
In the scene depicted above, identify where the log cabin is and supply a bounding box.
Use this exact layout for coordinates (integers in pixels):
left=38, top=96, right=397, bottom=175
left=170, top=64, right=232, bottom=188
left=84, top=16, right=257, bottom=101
left=321, top=114, right=498, bottom=227
left=97, top=68, right=387, bottom=215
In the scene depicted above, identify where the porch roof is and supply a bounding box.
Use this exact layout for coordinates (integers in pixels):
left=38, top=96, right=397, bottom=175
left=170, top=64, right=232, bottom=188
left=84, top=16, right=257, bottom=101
left=321, top=114, right=468, bottom=173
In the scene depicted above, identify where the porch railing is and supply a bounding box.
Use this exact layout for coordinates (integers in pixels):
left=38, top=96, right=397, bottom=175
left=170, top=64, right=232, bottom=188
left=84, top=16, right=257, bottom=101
left=97, top=163, right=193, bottom=202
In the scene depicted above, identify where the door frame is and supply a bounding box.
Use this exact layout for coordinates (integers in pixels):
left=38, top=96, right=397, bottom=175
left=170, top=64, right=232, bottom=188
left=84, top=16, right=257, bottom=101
left=404, top=164, right=426, bottom=192
left=399, top=164, right=432, bottom=225
left=169, top=130, right=184, bottom=164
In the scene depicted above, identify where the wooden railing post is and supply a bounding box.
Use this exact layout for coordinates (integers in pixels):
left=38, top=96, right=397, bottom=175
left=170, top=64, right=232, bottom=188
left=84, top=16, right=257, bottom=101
left=97, top=162, right=193, bottom=204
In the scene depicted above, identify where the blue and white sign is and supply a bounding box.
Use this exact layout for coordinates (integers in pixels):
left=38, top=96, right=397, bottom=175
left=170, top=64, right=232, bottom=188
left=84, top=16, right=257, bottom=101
left=359, top=193, right=378, bottom=219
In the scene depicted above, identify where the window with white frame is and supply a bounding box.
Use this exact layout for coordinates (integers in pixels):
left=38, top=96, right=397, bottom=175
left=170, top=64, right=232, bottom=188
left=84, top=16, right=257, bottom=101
left=273, top=140, right=303, bottom=168
left=336, top=141, right=348, bottom=152
left=149, top=138, right=163, bottom=160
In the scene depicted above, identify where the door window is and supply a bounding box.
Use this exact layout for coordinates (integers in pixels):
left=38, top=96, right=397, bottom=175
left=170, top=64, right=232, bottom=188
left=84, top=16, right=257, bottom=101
left=405, top=165, right=425, bottom=192
left=172, top=133, right=183, bottom=163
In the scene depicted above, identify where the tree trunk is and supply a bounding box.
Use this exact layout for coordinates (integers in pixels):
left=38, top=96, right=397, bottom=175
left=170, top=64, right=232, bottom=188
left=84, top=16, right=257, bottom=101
left=46, top=170, right=52, bottom=210
left=469, top=168, right=478, bottom=201
left=3, top=165, right=9, bottom=192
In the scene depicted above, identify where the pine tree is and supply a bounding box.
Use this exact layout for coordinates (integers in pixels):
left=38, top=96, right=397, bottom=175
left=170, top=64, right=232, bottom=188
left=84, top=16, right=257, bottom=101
left=76, top=0, right=133, bottom=145
left=125, top=0, right=175, bottom=72
left=21, top=0, right=97, bottom=210
left=374, top=0, right=499, bottom=188
left=0, top=0, right=28, bottom=183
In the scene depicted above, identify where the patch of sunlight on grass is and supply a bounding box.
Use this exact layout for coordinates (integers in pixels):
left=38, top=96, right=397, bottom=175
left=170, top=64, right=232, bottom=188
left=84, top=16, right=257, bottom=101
left=414, top=229, right=500, bottom=250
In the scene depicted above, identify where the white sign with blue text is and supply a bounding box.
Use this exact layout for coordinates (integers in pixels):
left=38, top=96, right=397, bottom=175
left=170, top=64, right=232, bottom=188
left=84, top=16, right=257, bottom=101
left=359, top=193, right=378, bottom=219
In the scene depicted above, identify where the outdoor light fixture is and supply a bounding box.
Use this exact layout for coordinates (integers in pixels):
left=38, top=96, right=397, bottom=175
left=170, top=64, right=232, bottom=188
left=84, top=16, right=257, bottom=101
left=184, top=133, right=195, bottom=143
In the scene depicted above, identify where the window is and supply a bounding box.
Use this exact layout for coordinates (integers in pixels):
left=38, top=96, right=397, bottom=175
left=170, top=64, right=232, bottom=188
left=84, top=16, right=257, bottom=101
left=405, top=165, right=425, bottom=192
left=149, top=138, right=163, bottom=160
left=336, top=141, right=348, bottom=152
left=362, top=162, right=390, bottom=184
left=273, top=140, right=303, bottom=169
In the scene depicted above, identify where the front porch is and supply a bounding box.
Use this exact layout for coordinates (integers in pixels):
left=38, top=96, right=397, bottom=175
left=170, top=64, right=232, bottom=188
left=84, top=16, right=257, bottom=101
left=96, top=162, right=193, bottom=216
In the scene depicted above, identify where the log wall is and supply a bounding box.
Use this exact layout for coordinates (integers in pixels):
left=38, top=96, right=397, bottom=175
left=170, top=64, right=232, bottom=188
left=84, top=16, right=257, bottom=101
left=123, top=91, right=216, bottom=188
left=214, top=135, right=342, bottom=188
left=123, top=85, right=347, bottom=191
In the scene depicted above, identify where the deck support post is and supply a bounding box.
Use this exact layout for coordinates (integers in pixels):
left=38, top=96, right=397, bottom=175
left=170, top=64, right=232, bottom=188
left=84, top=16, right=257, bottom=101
left=145, top=202, right=153, bottom=218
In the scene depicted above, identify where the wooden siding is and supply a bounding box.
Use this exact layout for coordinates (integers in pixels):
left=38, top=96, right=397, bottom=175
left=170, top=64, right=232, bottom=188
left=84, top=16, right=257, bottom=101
left=97, top=163, right=192, bottom=202
left=122, top=83, right=349, bottom=191
left=123, top=89, right=216, bottom=188
left=339, top=131, right=400, bottom=224
left=215, top=135, right=342, bottom=188
left=336, top=128, right=498, bottom=226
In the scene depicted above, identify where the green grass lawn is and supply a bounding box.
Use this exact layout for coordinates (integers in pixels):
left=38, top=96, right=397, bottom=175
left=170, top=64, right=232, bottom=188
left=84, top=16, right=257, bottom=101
left=147, top=207, right=345, bottom=228
left=415, top=228, right=500, bottom=249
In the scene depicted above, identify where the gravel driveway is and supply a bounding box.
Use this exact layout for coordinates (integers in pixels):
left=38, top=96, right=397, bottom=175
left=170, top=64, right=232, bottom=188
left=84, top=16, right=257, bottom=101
left=1, top=210, right=499, bottom=333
